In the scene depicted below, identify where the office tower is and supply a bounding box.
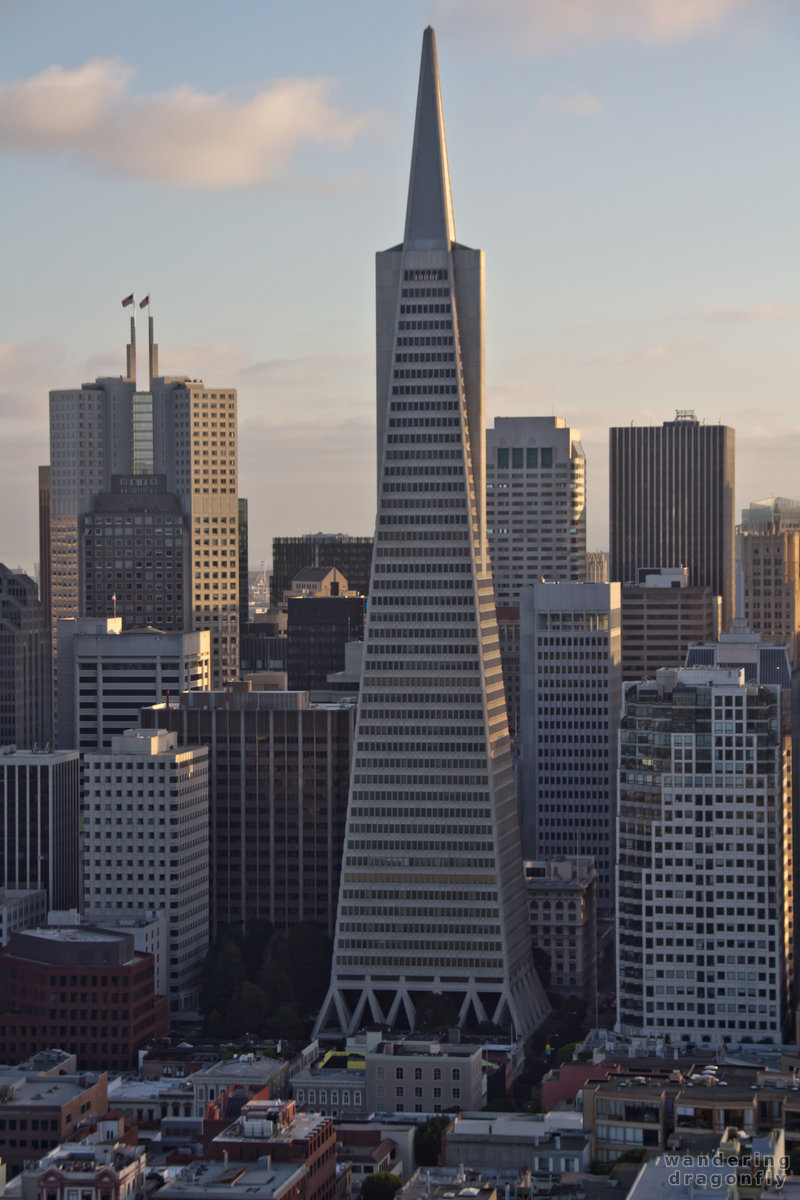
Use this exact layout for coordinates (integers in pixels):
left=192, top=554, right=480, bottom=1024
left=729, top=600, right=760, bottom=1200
left=617, top=667, right=793, bottom=1045
left=739, top=529, right=800, bottom=665
left=48, top=318, right=239, bottom=687
left=238, top=497, right=249, bottom=629
left=609, top=411, right=735, bottom=630
left=0, top=564, right=51, bottom=749
left=315, top=29, right=548, bottom=1039
left=621, top=567, right=721, bottom=681
left=519, top=583, right=621, bottom=916
left=56, top=618, right=210, bottom=750
left=271, top=534, right=373, bottom=606
left=496, top=605, right=521, bottom=738
left=684, top=599, right=793, bottom=687
left=585, top=551, right=608, bottom=583
left=82, top=728, right=209, bottom=1011
left=487, top=416, right=586, bottom=604
left=0, top=746, right=80, bottom=908
left=38, top=466, right=51, bottom=628
left=742, top=496, right=800, bottom=531
left=141, top=687, right=357, bottom=937
left=81, top=476, right=190, bottom=630
left=287, top=594, right=365, bottom=691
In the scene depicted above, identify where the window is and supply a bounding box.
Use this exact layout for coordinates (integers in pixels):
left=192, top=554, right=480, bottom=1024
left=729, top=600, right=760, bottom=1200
left=414, top=1067, right=423, bottom=1080
left=497, top=448, right=509, bottom=468
left=395, top=1067, right=405, bottom=1080
left=433, top=1067, right=442, bottom=1080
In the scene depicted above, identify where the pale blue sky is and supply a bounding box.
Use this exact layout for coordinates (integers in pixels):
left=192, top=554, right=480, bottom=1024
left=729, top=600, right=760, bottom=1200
left=1, top=0, right=798, bottom=574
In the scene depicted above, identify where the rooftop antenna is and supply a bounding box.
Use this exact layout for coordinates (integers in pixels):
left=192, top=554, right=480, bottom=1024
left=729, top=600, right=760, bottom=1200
left=122, top=293, right=136, bottom=384
left=140, top=293, right=158, bottom=388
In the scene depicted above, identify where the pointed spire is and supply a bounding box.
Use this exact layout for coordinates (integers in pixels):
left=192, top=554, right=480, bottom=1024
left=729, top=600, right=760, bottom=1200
left=404, top=27, right=456, bottom=249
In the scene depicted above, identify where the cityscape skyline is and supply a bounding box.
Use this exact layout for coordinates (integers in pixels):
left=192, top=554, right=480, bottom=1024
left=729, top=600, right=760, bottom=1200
left=2, top=0, right=799, bottom=573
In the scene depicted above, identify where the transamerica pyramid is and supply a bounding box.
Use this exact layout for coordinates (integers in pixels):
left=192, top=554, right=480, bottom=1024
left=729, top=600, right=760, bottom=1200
left=314, top=28, right=549, bottom=1040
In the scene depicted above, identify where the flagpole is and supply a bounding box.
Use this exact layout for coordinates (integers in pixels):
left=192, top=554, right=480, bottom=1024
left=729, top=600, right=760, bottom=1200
left=122, top=292, right=137, bottom=384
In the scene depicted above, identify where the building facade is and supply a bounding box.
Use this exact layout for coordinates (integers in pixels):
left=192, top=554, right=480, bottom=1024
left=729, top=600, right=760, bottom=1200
left=82, top=728, right=209, bottom=1011
left=141, top=687, right=357, bottom=937
left=55, top=618, right=210, bottom=750
left=486, top=416, right=586, bottom=605
left=0, top=564, right=51, bottom=749
left=621, top=567, right=721, bottom=682
left=616, top=667, right=793, bottom=1045
left=519, top=582, right=621, bottom=916
left=270, top=535, right=373, bottom=607
left=0, top=926, right=168, bottom=1070
left=524, top=858, right=597, bottom=1002
left=48, top=326, right=239, bottom=687
left=739, top=528, right=800, bottom=665
left=315, top=28, right=547, bottom=1038
left=609, top=412, right=735, bottom=630
left=0, top=746, right=80, bottom=908
left=286, top=595, right=365, bottom=692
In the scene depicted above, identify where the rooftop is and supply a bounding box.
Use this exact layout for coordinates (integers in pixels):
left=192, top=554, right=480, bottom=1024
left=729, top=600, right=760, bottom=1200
left=161, top=1157, right=306, bottom=1200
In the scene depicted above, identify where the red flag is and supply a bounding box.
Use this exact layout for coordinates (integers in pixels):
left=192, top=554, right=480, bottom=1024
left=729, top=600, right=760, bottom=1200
left=139, top=294, right=150, bottom=309
left=121, top=294, right=134, bottom=308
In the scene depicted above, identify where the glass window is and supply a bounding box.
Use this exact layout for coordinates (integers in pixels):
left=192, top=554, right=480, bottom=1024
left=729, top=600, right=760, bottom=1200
left=512, top=447, right=524, bottom=468
left=527, top=448, right=538, bottom=468
left=497, top=448, right=509, bottom=468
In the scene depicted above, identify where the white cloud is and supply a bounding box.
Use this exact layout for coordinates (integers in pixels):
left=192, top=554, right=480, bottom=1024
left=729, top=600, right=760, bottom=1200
left=536, top=92, right=603, bottom=116
left=433, top=0, right=760, bottom=50
left=0, top=59, right=377, bottom=188
left=704, top=302, right=797, bottom=322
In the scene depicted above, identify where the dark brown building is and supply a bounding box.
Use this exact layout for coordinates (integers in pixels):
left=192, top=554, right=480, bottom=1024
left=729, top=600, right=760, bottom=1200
left=141, top=687, right=356, bottom=937
left=621, top=568, right=721, bottom=680
left=0, top=927, right=168, bottom=1070
left=209, top=1097, right=336, bottom=1200
left=286, top=596, right=365, bottom=691
left=0, top=1066, right=109, bottom=1175
left=610, top=413, right=735, bottom=629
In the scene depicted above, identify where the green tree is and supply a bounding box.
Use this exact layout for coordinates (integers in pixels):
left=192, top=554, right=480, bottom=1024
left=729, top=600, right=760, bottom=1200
left=225, top=981, right=270, bottom=1038
left=199, top=937, right=246, bottom=1025
left=414, top=1116, right=450, bottom=1166
left=359, top=1174, right=403, bottom=1200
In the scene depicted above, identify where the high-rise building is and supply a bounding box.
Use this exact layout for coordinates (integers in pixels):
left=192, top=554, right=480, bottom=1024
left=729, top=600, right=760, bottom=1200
left=609, top=412, right=735, bottom=630
left=82, top=727, right=210, bottom=1011
left=287, top=595, right=365, bottom=691
left=616, top=666, right=793, bottom=1046
left=0, top=564, right=51, bottom=749
left=315, top=28, right=548, bottom=1039
left=621, top=566, right=721, bottom=682
left=0, top=746, right=81, bottom=909
left=271, top=534, right=373, bottom=607
left=55, top=618, right=210, bottom=750
left=47, top=316, right=239, bottom=687
left=487, top=416, right=586, bottom=605
left=519, top=582, right=621, bottom=916
left=739, top=529, right=800, bottom=665
left=742, top=497, right=800, bottom=531
left=141, top=687, right=357, bottom=938
left=585, top=551, right=608, bottom=583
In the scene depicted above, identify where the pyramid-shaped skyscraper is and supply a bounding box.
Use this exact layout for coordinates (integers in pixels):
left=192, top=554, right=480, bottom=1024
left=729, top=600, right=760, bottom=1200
left=314, top=28, right=549, bottom=1040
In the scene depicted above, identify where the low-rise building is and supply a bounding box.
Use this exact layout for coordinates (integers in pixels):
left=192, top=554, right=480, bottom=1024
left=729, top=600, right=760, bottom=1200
left=16, top=1129, right=147, bottom=1200
left=365, top=1041, right=485, bottom=1115
left=443, top=1112, right=589, bottom=1177
left=0, top=926, right=168, bottom=1070
left=159, top=1158, right=305, bottom=1200
left=524, top=858, right=597, bottom=1001
left=0, top=1068, right=108, bottom=1176
left=207, top=1097, right=335, bottom=1200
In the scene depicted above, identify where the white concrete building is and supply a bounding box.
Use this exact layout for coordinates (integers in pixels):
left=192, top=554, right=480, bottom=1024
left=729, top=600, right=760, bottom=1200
left=617, top=667, right=793, bottom=1046
left=519, top=582, right=621, bottom=916
left=56, top=618, right=210, bottom=750
left=486, top=416, right=586, bottom=606
left=0, top=888, right=48, bottom=946
left=315, top=28, right=548, bottom=1039
left=82, top=728, right=209, bottom=1011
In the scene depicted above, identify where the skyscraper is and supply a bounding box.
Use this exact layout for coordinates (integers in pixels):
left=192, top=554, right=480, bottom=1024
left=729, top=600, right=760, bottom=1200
left=47, top=315, right=239, bottom=687
left=315, top=29, right=548, bottom=1039
left=519, top=582, right=622, bottom=917
left=609, top=412, right=735, bottom=629
left=617, top=666, right=792, bottom=1045
left=0, top=564, right=51, bottom=750
left=486, top=416, right=586, bottom=605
